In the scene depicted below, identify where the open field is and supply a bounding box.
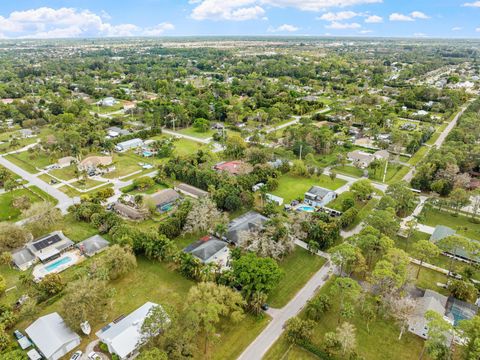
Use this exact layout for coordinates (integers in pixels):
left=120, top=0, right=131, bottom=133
left=177, top=126, right=215, bottom=139
left=0, top=187, right=46, bottom=221
left=420, top=206, right=480, bottom=240
left=5, top=151, right=53, bottom=173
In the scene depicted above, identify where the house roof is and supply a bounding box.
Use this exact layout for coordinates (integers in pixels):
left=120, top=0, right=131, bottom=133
left=114, top=203, right=146, bottom=220
left=348, top=150, right=374, bottom=163
left=214, top=161, right=252, bottom=176
left=430, top=225, right=480, bottom=262
left=226, top=211, right=268, bottom=244
left=305, top=186, right=334, bottom=199
left=96, top=302, right=163, bottom=359
left=184, top=236, right=227, bottom=262
left=57, top=156, right=76, bottom=166
left=116, top=138, right=143, bottom=148
left=27, top=231, right=74, bottom=257
left=79, top=156, right=113, bottom=168
left=76, top=235, right=109, bottom=256
left=175, top=183, right=208, bottom=198
left=26, top=313, right=80, bottom=359
left=149, top=189, right=180, bottom=207
left=12, top=248, right=36, bottom=269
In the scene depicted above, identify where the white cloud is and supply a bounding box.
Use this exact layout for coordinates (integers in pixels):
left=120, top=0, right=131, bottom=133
left=359, top=29, right=373, bottom=34
left=0, top=7, right=174, bottom=38
left=325, top=21, right=361, bottom=29
left=463, top=1, right=480, bottom=7
left=451, top=27, right=462, bottom=31
left=476, top=27, right=480, bottom=32
left=189, top=0, right=383, bottom=21
left=268, top=24, right=299, bottom=32
left=410, top=11, right=429, bottom=19
left=364, top=15, right=383, bottom=23
left=389, top=13, right=414, bottom=21
left=318, top=11, right=359, bottom=21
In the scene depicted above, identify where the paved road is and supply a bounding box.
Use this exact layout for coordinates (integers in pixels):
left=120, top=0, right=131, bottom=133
left=0, top=155, right=77, bottom=213
left=403, top=103, right=471, bottom=183
left=265, top=116, right=300, bottom=134
left=162, top=128, right=211, bottom=144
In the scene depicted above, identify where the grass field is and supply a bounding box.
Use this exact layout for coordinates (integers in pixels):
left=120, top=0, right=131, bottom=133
left=408, top=146, right=429, bottom=166
left=5, top=151, right=53, bottom=173
left=174, top=138, right=206, bottom=156
left=264, top=278, right=425, bottom=360
left=177, top=127, right=215, bottom=139
left=272, top=173, right=346, bottom=203
left=268, top=246, right=326, bottom=308
left=334, top=165, right=364, bottom=178
left=0, top=187, right=45, bottom=221
left=420, top=206, right=480, bottom=240
left=71, top=178, right=105, bottom=190
left=50, top=164, right=78, bottom=181
left=103, top=152, right=145, bottom=179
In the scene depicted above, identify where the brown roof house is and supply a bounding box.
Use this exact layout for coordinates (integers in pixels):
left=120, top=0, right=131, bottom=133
left=113, top=202, right=148, bottom=221
left=78, top=156, right=114, bottom=174
left=174, top=183, right=208, bottom=199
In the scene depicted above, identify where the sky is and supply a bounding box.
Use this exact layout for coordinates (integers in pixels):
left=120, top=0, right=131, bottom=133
left=0, top=0, right=480, bottom=39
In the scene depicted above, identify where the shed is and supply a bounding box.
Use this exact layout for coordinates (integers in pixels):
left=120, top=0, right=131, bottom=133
left=76, top=235, right=109, bottom=257
left=12, top=248, right=36, bottom=271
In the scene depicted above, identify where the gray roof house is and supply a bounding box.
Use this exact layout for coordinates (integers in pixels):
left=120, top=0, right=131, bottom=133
left=174, top=183, right=208, bottom=199
left=408, top=289, right=452, bottom=340
left=12, top=248, right=36, bottom=271
left=26, top=231, right=74, bottom=263
left=304, top=186, right=337, bottom=208
left=115, top=138, right=144, bottom=152
left=149, top=189, right=181, bottom=211
left=226, top=211, right=269, bottom=245
left=430, top=225, right=480, bottom=263
left=96, top=302, right=167, bottom=360
left=114, top=202, right=147, bottom=221
left=184, top=235, right=230, bottom=267
left=76, top=235, right=110, bottom=257
left=26, top=313, right=80, bottom=360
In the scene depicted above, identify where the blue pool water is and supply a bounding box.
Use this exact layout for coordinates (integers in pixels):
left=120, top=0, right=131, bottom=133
left=143, top=151, right=152, bottom=157
left=45, top=257, right=72, bottom=272
left=297, top=205, right=316, bottom=212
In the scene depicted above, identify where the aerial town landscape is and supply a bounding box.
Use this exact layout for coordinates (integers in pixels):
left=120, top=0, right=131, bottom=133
left=0, top=1, right=480, bottom=360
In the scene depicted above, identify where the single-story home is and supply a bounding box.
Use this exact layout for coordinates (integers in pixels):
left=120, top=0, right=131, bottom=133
left=78, top=156, right=113, bottom=172
left=26, top=312, right=80, bottom=360
left=213, top=161, right=253, bottom=176
left=96, top=302, right=167, bottom=360
left=225, top=211, right=269, bottom=245
left=115, top=138, right=144, bottom=152
left=429, top=225, right=480, bottom=264
left=12, top=231, right=75, bottom=269
left=20, top=129, right=36, bottom=138
left=57, top=156, right=76, bottom=168
left=266, top=193, right=284, bottom=206
left=174, top=183, right=208, bottom=199
left=106, top=126, right=130, bottom=138
left=76, top=235, right=109, bottom=257
left=149, top=189, right=181, bottom=212
left=183, top=235, right=230, bottom=268
left=113, top=202, right=147, bottom=221
left=98, top=97, right=117, bottom=107
left=347, top=149, right=390, bottom=169
left=304, top=186, right=337, bottom=208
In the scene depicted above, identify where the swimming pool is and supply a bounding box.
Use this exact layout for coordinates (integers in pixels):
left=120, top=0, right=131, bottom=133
left=296, top=205, right=316, bottom=212
left=143, top=151, right=152, bottom=157
left=45, top=256, right=73, bottom=272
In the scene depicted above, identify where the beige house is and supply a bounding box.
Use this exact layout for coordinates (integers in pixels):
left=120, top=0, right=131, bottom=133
left=78, top=156, right=114, bottom=172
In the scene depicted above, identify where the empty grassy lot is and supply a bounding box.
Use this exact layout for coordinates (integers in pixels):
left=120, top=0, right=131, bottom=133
left=5, top=151, right=53, bottom=173
left=420, top=206, right=480, bottom=240
left=0, top=187, right=45, bottom=221
left=177, top=127, right=215, bottom=139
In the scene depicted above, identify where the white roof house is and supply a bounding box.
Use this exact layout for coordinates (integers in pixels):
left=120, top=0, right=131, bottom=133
left=115, top=138, right=144, bottom=152
left=25, top=313, right=80, bottom=360
left=96, top=302, right=165, bottom=360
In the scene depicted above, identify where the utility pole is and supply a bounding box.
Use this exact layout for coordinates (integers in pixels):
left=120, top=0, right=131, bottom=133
left=299, top=144, right=303, bottom=160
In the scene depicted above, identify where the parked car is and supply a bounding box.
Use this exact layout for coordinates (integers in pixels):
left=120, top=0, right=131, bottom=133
left=13, top=329, right=24, bottom=340
left=88, top=351, right=101, bottom=360
left=70, top=351, right=83, bottom=360
left=261, top=303, right=270, bottom=311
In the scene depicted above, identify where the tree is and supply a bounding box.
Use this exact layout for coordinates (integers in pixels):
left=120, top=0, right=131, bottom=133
left=356, top=227, right=394, bottom=269
left=447, top=279, right=478, bottom=302
left=330, top=242, right=366, bottom=277
left=350, top=179, right=374, bottom=201
left=459, top=316, right=480, bottom=360
left=140, top=305, right=171, bottom=345
left=133, top=176, right=155, bottom=191
left=0, top=275, right=6, bottom=295
left=185, top=282, right=244, bottom=354
left=225, top=133, right=246, bottom=158
left=230, top=252, right=283, bottom=303
left=366, top=208, right=399, bottom=238
left=412, top=240, right=441, bottom=278
left=0, top=325, right=10, bottom=351
left=386, top=182, right=416, bottom=217
left=449, top=187, right=470, bottom=215
left=193, top=118, right=210, bottom=133
left=285, top=316, right=315, bottom=344
left=423, top=310, right=453, bottom=360
left=61, top=277, right=115, bottom=331
left=37, top=273, right=65, bottom=297
left=23, top=202, right=61, bottom=236
left=389, top=296, right=416, bottom=340
left=336, top=322, right=357, bottom=356
left=330, top=277, right=362, bottom=323
left=183, top=197, right=227, bottom=234
left=137, top=348, right=168, bottom=360
left=307, top=240, right=319, bottom=255
left=94, top=245, right=137, bottom=280
left=306, top=294, right=331, bottom=321
left=0, top=222, right=31, bottom=253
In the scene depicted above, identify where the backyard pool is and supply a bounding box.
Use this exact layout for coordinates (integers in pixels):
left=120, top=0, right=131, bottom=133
left=296, top=205, right=316, bottom=213
left=45, top=256, right=73, bottom=272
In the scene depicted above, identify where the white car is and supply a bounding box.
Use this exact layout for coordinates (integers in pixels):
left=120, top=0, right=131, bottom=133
left=70, top=351, right=82, bottom=360
left=88, top=352, right=101, bottom=360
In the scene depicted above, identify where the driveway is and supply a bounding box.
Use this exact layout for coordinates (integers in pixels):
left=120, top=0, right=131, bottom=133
left=82, top=339, right=109, bottom=360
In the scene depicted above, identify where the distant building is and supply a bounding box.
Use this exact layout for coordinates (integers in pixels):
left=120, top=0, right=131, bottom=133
left=76, top=235, right=109, bottom=257
left=174, top=183, right=208, bottom=199
left=429, top=225, right=480, bottom=264
left=19, top=129, right=35, bottom=138
left=266, top=193, right=284, bottom=206
left=98, top=97, right=117, bottom=107
left=26, top=313, right=80, bottom=360
left=183, top=235, right=230, bottom=267
left=113, top=202, right=147, bottom=221
left=78, top=156, right=113, bottom=173
left=107, top=126, right=130, bottom=138
left=304, top=186, right=337, bottom=207
left=96, top=302, right=167, bottom=360
left=213, top=161, right=252, bottom=176
left=115, top=138, right=144, bottom=152
left=149, top=189, right=181, bottom=212
left=347, top=149, right=389, bottom=169
left=225, top=211, right=269, bottom=245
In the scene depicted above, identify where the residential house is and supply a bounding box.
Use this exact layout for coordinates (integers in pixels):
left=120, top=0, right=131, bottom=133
left=107, top=126, right=130, bottom=138
left=174, top=183, right=208, bottom=199
left=347, top=149, right=390, bottom=169
left=19, top=129, right=35, bottom=138
left=213, top=161, right=253, bottom=176
left=26, top=313, right=80, bottom=360
left=78, top=156, right=114, bottom=174
left=149, top=189, right=181, bottom=212
left=115, top=138, right=144, bottom=152
left=304, top=186, right=337, bottom=207
left=429, top=225, right=480, bottom=264
left=98, top=97, right=117, bottom=107
left=76, top=235, right=109, bottom=257
left=96, top=302, right=167, bottom=360
left=183, top=235, right=230, bottom=268
left=225, top=211, right=269, bottom=245
left=113, top=202, right=147, bottom=221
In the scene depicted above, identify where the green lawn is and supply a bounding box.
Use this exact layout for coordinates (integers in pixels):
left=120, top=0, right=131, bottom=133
left=71, top=178, right=106, bottom=190
left=420, top=206, right=480, bottom=240
left=412, top=264, right=450, bottom=296
left=264, top=278, right=425, bottom=360
left=272, top=173, right=346, bottom=203
left=408, top=146, right=429, bottom=166
left=120, top=182, right=167, bottom=195
left=59, top=214, right=101, bottom=242
left=0, top=187, right=45, bottom=221
left=103, top=152, right=145, bottom=179
left=334, top=165, right=364, bottom=178
left=386, top=164, right=411, bottom=184
left=426, top=122, right=448, bottom=146
left=345, top=197, right=379, bottom=231
left=174, top=138, right=206, bottom=156
left=50, top=165, right=78, bottom=181
left=5, top=151, right=54, bottom=173
left=177, top=127, right=215, bottom=139
left=268, top=246, right=326, bottom=308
